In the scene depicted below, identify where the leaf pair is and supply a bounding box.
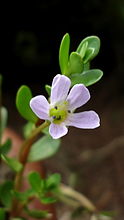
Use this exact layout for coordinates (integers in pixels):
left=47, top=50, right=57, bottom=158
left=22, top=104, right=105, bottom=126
left=28, top=171, right=61, bottom=204
left=76, top=35, right=100, bottom=63
left=28, top=172, right=61, bottom=199
left=59, top=33, right=103, bottom=86
left=11, top=172, right=60, bottom=219
left=59, top=33, right=100, bottom=74
left=13, top=172, right=60, bottom=219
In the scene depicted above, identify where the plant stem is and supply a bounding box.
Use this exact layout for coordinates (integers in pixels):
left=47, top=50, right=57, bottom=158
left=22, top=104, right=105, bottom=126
left=10, top=120, right=50, bottom=217
left=59, top=184, right=97, bottom=212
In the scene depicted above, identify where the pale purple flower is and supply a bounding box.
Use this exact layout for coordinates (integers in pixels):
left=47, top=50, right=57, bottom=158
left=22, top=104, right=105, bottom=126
left=30, top=74, right=100, bottom=139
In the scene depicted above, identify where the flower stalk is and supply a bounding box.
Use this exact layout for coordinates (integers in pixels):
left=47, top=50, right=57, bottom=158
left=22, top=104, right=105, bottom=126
left=11, top=120, right=50, bottom=217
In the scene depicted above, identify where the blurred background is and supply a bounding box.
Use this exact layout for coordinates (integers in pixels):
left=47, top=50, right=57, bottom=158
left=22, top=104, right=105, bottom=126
left=1, top=1, right=124, bottom=219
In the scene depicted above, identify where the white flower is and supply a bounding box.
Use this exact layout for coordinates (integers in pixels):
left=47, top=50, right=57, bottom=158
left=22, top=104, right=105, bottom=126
left=30, top=74, right=100, bottom=139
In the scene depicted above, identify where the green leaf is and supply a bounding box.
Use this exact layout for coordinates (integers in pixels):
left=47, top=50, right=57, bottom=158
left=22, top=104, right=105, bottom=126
left=83, top=62, right=90, bottom=71
left=23, top=121, right=35, bottom=138
left=0, top=208, right=6, bottom=220
left=13, top=189, right=34, bottom=202
left=0, top=107, right=8, bottom=139
left=78, top=41, right=88, bottom=58
left=16, top=85, right=38, bottom=123
left=1, top=155, right=23, bottom=172
left=68, top=52, right=83, bottom=75
left=24, top=207, right=50, bottom=219
left=76, top=36, right=100, bottom=62
left=0, top=139, right=12, bottom=155
left=28, top=172, right=47, bottom=198
left=45, top=85, right=51, bottom=96
left=28, top=172, right=42, bottom=193
left=83, top=48, right=94, bottom=64
left=59, top=33, right=70, bottom=74
left=0, top=181, right=13, bottom=208
left=41, top=197, right=56, bottom=204
left=70, top=69, right=103, bottom=86
left=28, top=135, right=61, bottom=162
left=46, top=173, right=61, bottom=191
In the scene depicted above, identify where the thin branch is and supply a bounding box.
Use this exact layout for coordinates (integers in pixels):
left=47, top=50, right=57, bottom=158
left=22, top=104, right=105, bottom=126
left=10, top=121, right=50, bottom=217
left=59, top=184, right=97, bottom=212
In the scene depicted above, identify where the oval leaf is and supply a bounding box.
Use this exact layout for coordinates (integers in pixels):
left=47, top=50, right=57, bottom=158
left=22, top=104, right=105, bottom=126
left=59, top=33, right=70, bottom=74
left=28, top=135, right=61, bottom=162
left=76, top=36, right=100, bottom=61
left=1, top=155, right=23, bottom=172
left=46, top=173, right=61, bottom=190
left=83, top=48, right=94, bottom=64
left=70, top=69, right=103, bottom=86
left=78, top=41, right=88, bottom=58
left=68, top=52, right=83, bottom=75
left=28, top=172, right=42, bottom=193
left=16, top=85, right=38, bottom=122
left=13, top=189, right=34, bottom=202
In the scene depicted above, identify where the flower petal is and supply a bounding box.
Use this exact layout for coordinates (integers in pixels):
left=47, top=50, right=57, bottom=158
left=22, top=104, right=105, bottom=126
left=49, top=123, right=68, bottom=139
left=65, top=111, right=100, bottom=129
left=66, top=84, right=90, bottom=110
left=51, top=74, right=60, bottom=87
left=50, top=74, right=71, bottom=104
left=30, top=95, right=50, bottom=120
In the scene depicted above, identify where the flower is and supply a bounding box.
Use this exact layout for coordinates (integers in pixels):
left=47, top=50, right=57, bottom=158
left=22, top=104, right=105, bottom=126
left=30, top=74, right=100, bottom=139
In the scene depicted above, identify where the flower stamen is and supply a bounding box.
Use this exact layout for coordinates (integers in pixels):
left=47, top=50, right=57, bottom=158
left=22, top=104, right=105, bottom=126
left=52, top=116, right=56, bottom=119
left=49, top=103, right=68, bottom=124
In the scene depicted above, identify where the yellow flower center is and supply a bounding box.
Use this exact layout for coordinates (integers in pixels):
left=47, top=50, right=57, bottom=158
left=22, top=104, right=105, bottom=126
left=49, top=102, right=69, bottom=124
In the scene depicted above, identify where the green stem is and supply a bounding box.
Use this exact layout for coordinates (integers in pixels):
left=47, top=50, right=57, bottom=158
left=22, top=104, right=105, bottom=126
left=10, top=120, right=50, bottom=217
